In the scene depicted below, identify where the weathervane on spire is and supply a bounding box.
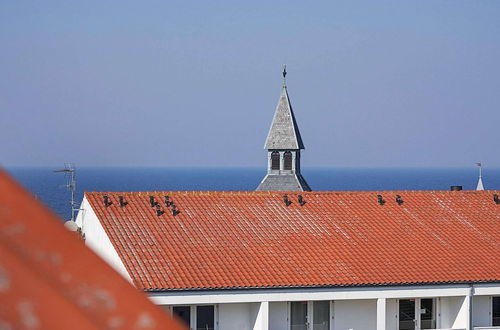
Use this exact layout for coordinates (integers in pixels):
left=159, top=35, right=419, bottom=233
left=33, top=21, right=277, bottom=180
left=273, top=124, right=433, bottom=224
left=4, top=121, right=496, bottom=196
left=282, top=64, right=287, bottom=88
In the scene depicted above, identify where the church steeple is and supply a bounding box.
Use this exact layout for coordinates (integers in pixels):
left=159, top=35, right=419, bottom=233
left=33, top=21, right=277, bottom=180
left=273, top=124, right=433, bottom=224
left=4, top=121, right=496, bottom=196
left=256, top=67, right=311, bottom=191
left=264, top=82, right=305, bottom=150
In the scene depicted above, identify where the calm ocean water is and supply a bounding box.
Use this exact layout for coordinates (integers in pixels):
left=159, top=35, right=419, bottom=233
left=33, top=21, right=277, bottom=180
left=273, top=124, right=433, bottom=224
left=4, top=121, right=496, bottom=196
left=5, top=167, right=500, bottom=221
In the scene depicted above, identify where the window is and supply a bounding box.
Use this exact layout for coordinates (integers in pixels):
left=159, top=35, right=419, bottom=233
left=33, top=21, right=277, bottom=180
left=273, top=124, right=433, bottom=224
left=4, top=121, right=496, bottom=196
left=197, top=305, right=215, bottom=330
left=172, top=306, right=190, bottom=327
left=271, top=151, right=280, bottom=170
left=291, top=301, right=308, bottom=330
left=170, top=305, right=215, bottom=330
left=494, top=297, right=500, bottom=326
left=399, top=299, right=415, bottom=330
left=420, top=298, right=436, bottom=329
left=398, top=298, right=436, bottom=330
left=290, top=301, right=330, bottom=330
left=313, top=301, right=330, bottom=330
left=284, top=151, right=293, bottom=170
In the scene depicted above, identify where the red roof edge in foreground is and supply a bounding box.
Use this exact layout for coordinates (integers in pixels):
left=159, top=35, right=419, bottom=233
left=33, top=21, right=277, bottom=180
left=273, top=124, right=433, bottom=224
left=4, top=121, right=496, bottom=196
left=0, top=170, right=186, bottom=330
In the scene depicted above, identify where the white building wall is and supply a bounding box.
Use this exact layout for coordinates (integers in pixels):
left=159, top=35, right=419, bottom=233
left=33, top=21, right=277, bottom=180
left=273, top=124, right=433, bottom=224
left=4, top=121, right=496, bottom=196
left=75, top=197, right=132, bottom=282
left=473, top=296, right=491, bottom=327
left=439, top=296, right=465, bottom=329
left=148, top=285, right=500, bottom=330
left=218, top=303, right=252, bottom=330
left=385, top=298, right=398, bottom=330
left=333, top=299, right=377, bottom=330
left=269, top=302, right=288, bottom=330
left=157, top=296, right=497, bottom=330
left=251, top=302, right=269, bottom=330
left=453, top=295, right=470, bottom=329
left=250, top=302, right=260, bottom=327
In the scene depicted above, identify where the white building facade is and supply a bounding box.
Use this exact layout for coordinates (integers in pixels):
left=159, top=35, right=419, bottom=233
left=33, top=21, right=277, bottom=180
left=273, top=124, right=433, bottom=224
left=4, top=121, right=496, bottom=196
left=153, top=285, right=500, bottom=330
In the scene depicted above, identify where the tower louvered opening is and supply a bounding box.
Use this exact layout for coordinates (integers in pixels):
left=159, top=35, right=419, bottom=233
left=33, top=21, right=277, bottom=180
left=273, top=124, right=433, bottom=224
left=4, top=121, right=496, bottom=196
left=271, top=151, right=280, bottom=170
left=284, top=151, right=292, bottom=170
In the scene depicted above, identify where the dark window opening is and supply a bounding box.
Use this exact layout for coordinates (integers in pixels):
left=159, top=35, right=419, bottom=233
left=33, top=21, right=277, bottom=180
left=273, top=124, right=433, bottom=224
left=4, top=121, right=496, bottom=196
left=313, top=301, right=330, bottom=330
left=494, top=297, right=500, bottom=326
left=284, top=151, right=293, bottom=170
left=196, top=305, right=214, bottom=330
left=271, top=152, right=280, bottom=170
left=172, top=306, right=190, bottom=327
left=399, top=299, right=416, bottom=330
left=290, top=301, right=308, bottom=330
left=420, top=299, right=436, bottom=329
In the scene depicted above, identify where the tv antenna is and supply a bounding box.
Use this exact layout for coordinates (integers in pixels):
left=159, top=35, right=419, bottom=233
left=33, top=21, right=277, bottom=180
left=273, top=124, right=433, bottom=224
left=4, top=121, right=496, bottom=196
left=54, top=163, right=77, bottom=221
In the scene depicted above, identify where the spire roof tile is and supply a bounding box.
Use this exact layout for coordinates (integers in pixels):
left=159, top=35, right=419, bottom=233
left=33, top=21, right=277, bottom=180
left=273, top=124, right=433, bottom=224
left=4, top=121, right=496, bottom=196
left=264, top=87, right=305, bottom=150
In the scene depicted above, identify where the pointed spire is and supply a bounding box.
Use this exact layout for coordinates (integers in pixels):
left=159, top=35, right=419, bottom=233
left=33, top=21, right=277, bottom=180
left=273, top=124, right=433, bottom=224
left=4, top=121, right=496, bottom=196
left=264, top=68, right=304, bottom=150
left=257, top=66, right=310, bottom=192
left=476, top=162, right=485, bottom=191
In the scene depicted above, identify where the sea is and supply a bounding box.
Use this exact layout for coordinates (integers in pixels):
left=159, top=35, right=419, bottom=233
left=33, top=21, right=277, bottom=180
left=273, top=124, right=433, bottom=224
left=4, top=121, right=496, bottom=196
left=5, top=167, right=500, bottom=221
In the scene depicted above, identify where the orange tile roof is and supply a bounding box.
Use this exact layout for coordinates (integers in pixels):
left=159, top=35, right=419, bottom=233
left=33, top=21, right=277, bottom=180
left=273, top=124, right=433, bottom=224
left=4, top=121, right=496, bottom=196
left=85, top=190, right=500, bottom=291
left=0, top=170, right=186, bottom=329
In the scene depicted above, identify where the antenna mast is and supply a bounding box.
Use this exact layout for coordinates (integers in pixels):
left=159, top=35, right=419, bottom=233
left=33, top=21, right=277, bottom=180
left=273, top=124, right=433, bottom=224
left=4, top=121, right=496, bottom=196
left=54, top=163, right=77, bottom=221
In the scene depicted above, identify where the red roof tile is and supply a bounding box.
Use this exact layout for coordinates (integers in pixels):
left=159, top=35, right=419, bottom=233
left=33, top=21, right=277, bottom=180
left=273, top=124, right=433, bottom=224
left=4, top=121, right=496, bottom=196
left=85, top=190, right=500, bottom=291
left=0, top=170, right=186, bottom=329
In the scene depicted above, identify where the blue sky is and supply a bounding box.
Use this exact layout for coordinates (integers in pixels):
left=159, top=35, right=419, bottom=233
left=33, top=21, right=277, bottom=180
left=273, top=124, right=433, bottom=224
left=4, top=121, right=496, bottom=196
left=1, top=1, right=499, bottom=168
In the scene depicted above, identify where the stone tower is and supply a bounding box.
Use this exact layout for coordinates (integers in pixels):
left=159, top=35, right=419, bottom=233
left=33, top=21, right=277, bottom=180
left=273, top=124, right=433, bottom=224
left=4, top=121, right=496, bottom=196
left=256, top=68, right=311, bottom=191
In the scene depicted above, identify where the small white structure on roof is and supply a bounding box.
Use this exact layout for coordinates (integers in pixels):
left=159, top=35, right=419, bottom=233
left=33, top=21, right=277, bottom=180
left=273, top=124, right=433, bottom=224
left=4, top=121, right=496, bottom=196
left=476, top=163, right=485, bottom=191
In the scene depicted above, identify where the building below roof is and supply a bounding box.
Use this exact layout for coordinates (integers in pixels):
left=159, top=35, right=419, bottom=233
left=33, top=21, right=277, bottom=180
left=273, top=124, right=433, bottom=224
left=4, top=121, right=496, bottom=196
left=76, top=189, right=500, bottom=329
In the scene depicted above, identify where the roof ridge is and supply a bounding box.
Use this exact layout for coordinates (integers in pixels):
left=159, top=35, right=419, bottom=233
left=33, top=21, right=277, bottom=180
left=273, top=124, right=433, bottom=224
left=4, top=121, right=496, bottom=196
left=84, top=190, right=500, bottom=195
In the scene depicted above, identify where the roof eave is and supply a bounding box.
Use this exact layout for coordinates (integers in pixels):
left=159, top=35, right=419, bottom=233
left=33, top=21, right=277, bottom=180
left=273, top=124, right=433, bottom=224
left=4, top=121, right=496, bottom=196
left=144, top=279, right=500, bottom=293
